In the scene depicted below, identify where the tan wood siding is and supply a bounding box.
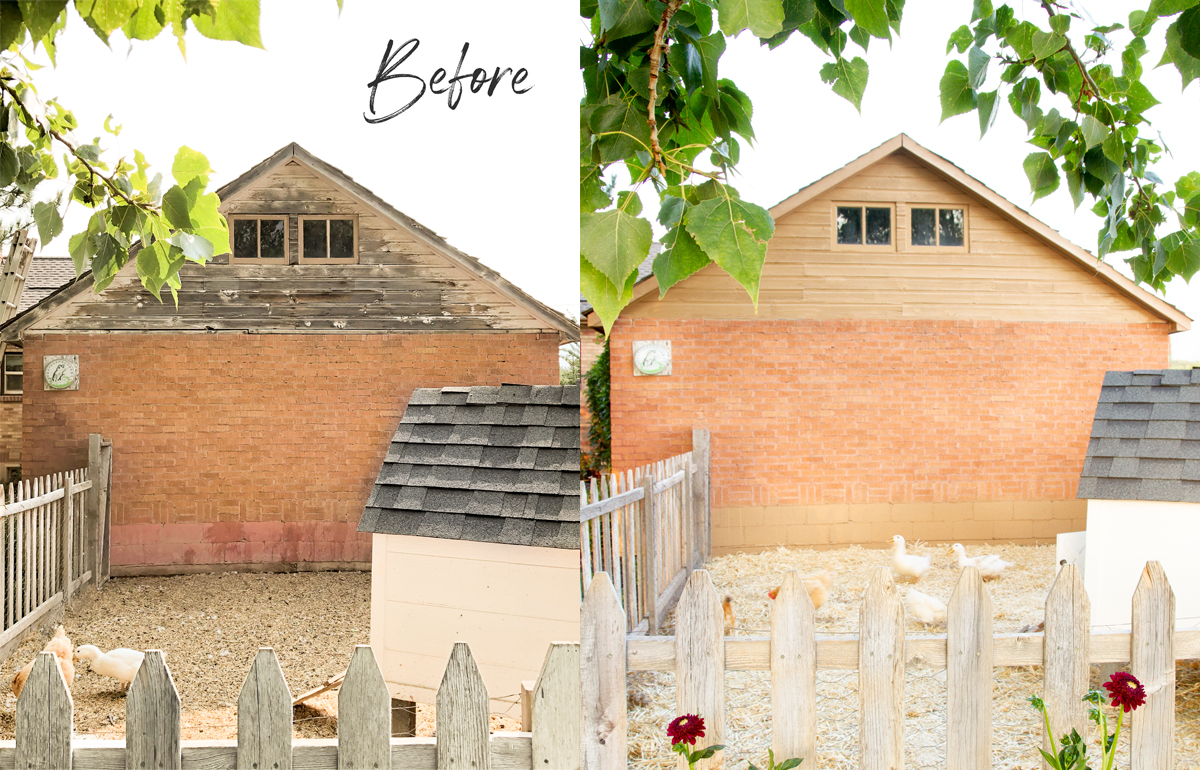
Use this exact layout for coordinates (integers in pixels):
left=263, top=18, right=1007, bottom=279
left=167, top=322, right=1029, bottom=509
left=625, top=150, right=1164, bottom=325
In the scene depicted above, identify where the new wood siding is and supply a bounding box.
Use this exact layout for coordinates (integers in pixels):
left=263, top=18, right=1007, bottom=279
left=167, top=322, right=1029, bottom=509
left=624, top=149, right=1164, bottom=325
left=22, top=160, right=560, bottom=335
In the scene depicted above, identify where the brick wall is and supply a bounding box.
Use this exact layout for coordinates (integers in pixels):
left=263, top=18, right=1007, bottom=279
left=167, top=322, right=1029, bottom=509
left=20, top=332, right=559, bottom=573
left=608, top=318, right=1171, bottom=552
left=1, top=395, right=19, bottom=472
left=579, top=329, right=604, bottom=455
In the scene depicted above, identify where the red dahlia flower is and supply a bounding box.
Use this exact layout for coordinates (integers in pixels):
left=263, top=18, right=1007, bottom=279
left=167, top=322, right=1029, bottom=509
left=1103, top=671, right=1146, bottom=713
left=667, top=714, right=706, bottom=746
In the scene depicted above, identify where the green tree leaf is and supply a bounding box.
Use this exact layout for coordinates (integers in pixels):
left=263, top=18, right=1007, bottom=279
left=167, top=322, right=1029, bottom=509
left=719, top=0, right=785, bottom=38
left=32, top=200, right=63, bottom=245
left=171, top=145, right=213, bottom=188
left=1180, top=6, right=1200, bottom=59
left=1080, top=115, right=1110, bottom=148
left=589, top=98, right=652, bottom=163
left=694, top=33, right=727, bottom=100
left=683, top=193, right=774, bottom=307
left=977, top=89, right=999, bottom=136
left=0, top=144, right=18, bottom=187
left=967, top=45, right=989, bottom=89
left=1031, top=30, right=1065, bottom=61
left=655, top=224, right=712, bottom=296
left=939, top=60, right=976, bottom=122
left=1102, top=132, right=1125, bottom=165
left=75, top=0, right=138, bottom=43
left=162, top=184, right=193, bottom=230
left=845, top=0, right=891, bottom=40
left=16, top=0, right=66, bottom=42
left=581, top=209, right=653, bottom=289
left=820, top=56, right=869, bottom=111
left=946, top=24, right=973, bottom=54
left=122, top=0, right=166, bottom=40
left=1166, top=237, right=1200, bottom=280
left=580, top=255, right=636, bottom=335
left=192, top=0, right=264, bottom=49
left=596, top=0, right=657, bottom=41
left=1023, top=151, right=1061, bottom=201
left=1159, top=18, right=1200, bottom=89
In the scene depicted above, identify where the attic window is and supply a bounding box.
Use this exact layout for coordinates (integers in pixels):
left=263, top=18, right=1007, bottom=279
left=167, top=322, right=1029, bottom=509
left=299, top=216, right=357, bottom=263
left=2, top=352, right=21, bottom=395
left=230, top=216, right=289, bottom=263
left=911, top=206, right=967, bottom=248
left=834, top=204, right=892, bottom=247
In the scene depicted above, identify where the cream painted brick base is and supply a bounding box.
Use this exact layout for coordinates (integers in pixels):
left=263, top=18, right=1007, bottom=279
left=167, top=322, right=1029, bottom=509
left=711, top=500, right=1086, bottom=554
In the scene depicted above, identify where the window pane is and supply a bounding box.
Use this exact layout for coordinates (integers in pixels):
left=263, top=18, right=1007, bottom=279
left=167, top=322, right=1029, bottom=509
left=303, top=219, right=328, bottom=258
left=865, top=208, right=891, bottom=245
left=329, top=219, right=354, bottom=258
left=939, top=208, right=965, bottom=246
left=3, top=374, right=19, bottom=392
left=911, top=208, right=936, bottom=246
left=836, top=206, right=862, bottom=244
left=260, top=219, right=286, bottom=260
left=4, top=354, right=21, bottom=374
left=233, top=219, right=258, bottom=259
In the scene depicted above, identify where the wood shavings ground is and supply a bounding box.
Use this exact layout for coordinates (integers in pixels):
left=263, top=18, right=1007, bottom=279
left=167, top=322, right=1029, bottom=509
left=625, top=543, right=1200, bottom=769
left=0, top=571, right=519, bottom=740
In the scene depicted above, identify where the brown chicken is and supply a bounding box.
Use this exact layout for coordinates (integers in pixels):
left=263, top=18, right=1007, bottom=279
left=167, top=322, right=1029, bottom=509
left=12, top=625, right=75, bottom=699
left=767, top=569, right=835, bottom=609
left=722, top=595, right=736, bottom=635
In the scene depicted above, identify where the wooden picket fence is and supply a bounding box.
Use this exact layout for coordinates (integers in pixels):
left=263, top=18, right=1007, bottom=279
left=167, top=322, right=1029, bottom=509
left=581, top=562, right=1199, bottom=770
left=2, top=640, right=581, bottom=769
left=580, top=429, right=711, bottom=634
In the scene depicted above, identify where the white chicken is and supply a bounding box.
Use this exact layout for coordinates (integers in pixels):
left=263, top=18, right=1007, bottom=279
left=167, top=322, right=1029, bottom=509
left=891, top=535, right=931, bottom=581
left=950, top=543, right=1013, bottom=579
left=73, top=645, right=148, bottom=692
left=905, top=589, right=947, bottom=628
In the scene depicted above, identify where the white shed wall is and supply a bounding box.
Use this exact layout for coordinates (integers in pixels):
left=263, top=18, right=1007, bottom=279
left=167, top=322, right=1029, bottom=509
left=1084, top=498, right=1200, bottom=629
left=369, top=533, right=580, bottom=715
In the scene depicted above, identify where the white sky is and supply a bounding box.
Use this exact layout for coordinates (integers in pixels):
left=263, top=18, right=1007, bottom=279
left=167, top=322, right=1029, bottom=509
left=697, top=0, right=1200, bottom=358
left=24, top=1, right=579, bottom=321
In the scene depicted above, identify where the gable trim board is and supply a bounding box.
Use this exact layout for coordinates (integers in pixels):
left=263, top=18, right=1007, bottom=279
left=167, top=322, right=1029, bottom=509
left=0, top=143, right=578, bottom=343
left=582, top=134, right=1189, bottom=332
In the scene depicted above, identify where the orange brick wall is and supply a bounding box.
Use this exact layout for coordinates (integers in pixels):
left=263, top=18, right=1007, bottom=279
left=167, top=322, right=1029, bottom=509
left=20, top=332, right=559, bottom=572
left=1, top=396, right=19, bottom=471
left=609, top=318, right=1171, bottom=549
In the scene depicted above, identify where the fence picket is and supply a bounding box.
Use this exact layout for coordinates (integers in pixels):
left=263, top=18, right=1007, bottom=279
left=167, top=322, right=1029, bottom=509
left=947, top=566, right=992, bottom=769
left=532, top=643, right=581, bottom=770
left=238, top=647, right=293, bottom=770
left=859, top=567, right=904, bottom=770
left=770, top=570, right=817, bottom=765
left=1131, top=561, right=1174, bottom=769
left=15, top=652, right=73, bottom=770
left=1042, top=564, right=1090, bottom=768
left=437, top=641, right=491, bottom=770
left=675, top=570, right=724, bottom=770
left=643, top=474, right=660, bottom=633
left=126, top=650, right=181, bottom=770
left=338, top=645, right=390, bottom=770
left=581, top=573, right=626, bottom=770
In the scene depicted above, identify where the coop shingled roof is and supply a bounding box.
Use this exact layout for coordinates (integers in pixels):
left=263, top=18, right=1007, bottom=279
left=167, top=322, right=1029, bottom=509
left=358, top=385, right=579, bottom=549
left=1078, top=369, right=1200, bottom=503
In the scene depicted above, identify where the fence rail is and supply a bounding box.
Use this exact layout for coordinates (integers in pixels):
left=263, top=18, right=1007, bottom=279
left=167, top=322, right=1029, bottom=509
left=3, top=640, right=581, bottom=770
left=582, top=562, right=1189, bottom=770
left=580, top=429, right=711, bottom=634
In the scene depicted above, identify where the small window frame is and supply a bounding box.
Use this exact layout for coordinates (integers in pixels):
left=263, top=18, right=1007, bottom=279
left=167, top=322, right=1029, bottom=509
left=2, top=352, right=22, bottom=395
left=831, top=202, right=896, bottom=251
left=905, top=204, right=969, bottom=253
left=228, top=215, right=291, bottom=264
left=298, top=215, right=359, bottom=264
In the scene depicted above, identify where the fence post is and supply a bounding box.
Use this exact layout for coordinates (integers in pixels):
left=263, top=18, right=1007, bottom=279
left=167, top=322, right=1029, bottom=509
left=127, top=650, right=181, bottom=770
left=238, top=648, right=294, bottom=770
left=1042, top=564, right=1090, bottom=768
left=692, top=429, right=710, bottom=562
left=643, top=474, right=660, bottom=634
left=581, top=573, right=626, bottom=770
left=859, top=567, right=904, bottom=770
left=1131, top=561, right=1174, bottom=769
left=770, top=570, right=817, bottom=765
left=15, top=651, right=73, bottom=770
left=62, top=472, right=73, bottom=606
left=87, top=434, right=101, bottom=583
left=947, top=566, right=993, bottom=769
left=338, top=645, right=390, bottom=770
left=675, top=570, right=724, bottom=770
left=437, top=641, right=491, bottom=770
left=532, top=643, right=581, bottom=770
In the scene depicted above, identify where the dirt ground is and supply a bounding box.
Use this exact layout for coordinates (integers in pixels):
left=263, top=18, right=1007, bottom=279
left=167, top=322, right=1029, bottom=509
left=0, top=571, right=519, bottom=740
left=625, top=543, right=1200, bottom=770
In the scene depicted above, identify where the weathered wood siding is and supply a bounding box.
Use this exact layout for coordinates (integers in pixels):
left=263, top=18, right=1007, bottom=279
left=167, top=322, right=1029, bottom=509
left=624, top=150, right=1163, bottom=324
left=24, top=160, right=559, bottom=335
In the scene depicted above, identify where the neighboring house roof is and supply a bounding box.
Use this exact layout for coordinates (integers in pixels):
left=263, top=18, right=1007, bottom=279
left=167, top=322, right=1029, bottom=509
left=1078, top=369, right=1200, bottom=503
left=18, top=256, right=77, bottom=313
left=582, top=133, right=1190, bottom=332
left=357, top=385, right=580, bottom=549
left=1, top=142, right=578, bottom=343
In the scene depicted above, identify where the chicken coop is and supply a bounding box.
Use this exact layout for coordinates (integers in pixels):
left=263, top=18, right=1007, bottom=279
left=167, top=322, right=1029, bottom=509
left=356, top=384, right=580, bottom=718
left=1074, top=368, right=1200, bottom=628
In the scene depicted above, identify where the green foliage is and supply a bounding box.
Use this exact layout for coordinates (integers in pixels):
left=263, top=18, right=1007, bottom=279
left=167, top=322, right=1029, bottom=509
left=747, top=749, right=803, bottom=770
left=0, top=1, right=290, bottom=303
left=560, top=342, right=581, bottom=386
left=580, top=0, right=901, bottom=334
left=942, top=0, right=1200, bottom=293
left=582, top=337, right=611, bottom=478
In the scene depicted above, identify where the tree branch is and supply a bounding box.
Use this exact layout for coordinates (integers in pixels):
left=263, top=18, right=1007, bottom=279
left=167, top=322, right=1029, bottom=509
left=647, top=0, right=683, bottom=178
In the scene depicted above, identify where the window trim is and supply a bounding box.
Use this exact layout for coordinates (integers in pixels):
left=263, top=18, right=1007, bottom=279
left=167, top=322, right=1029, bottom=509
left=298, top=215, right=359, bottom=264
left=2, top=351, right=22, bottom=396
left=228, top=215, right=291, bottom=264
left=905, top=203, right=970, bottom=253
left=831, top=202, right=896, bottom=251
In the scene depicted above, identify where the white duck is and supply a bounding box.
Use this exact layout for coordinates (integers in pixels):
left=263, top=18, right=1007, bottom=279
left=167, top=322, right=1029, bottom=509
left=905, top=589, right=947, bottom=627
left=891, top=535, right=931, bottom=581
left=950, top=543, right=1013, bottom=579
left=73, top=645, right=147, bottom=692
